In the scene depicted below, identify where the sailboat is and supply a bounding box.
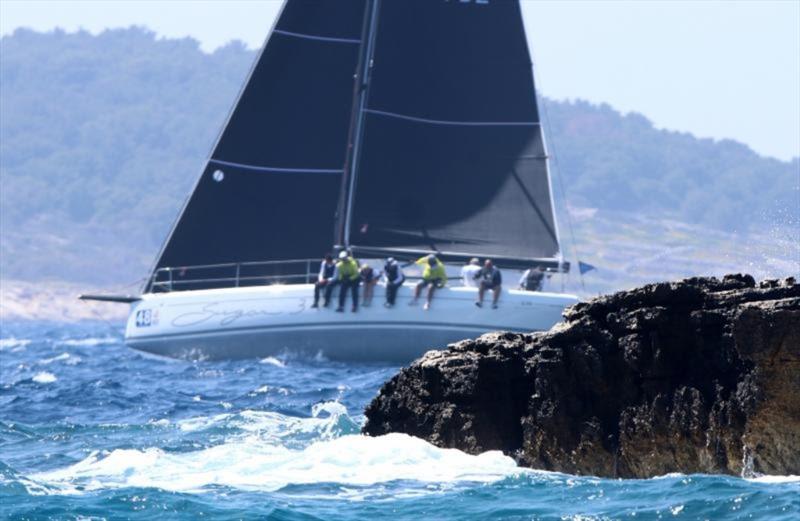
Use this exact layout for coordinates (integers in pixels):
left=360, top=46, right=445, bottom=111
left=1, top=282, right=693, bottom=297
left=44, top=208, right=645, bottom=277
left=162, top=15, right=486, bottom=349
left=82, top=0, right=579, bottom=362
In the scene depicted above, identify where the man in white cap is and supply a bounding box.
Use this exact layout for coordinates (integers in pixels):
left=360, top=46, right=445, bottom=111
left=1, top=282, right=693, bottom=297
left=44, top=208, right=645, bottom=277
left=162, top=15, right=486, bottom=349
left=334, top=250, right=360, bottom=312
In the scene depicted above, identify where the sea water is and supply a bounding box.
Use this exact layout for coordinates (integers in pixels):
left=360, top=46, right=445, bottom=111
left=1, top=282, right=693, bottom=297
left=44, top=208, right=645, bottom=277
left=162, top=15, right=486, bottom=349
left=1, top=322, right=798, bottom=520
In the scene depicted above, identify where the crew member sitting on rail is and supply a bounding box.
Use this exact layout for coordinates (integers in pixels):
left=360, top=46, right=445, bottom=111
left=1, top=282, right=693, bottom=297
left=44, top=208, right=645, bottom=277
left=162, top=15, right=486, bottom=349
left=312, top=254, right=336, bottom=308
left=360, top=263, right=378, bottom=307
left=410, top=254, right=447, bottom=310
left=335, top=251, right=360, bottom=313
left=475, top=259, right=502, bottom=309
left=382, top=257, right=405, bottom=308
left=460, top=258, right=481, bottom=288
left=519, top=265, right=546, bottom=292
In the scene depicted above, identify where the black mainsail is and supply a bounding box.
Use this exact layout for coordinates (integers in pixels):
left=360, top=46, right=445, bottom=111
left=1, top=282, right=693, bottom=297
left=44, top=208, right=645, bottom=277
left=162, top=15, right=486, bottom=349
left=147, top=0, right=564, bottom=291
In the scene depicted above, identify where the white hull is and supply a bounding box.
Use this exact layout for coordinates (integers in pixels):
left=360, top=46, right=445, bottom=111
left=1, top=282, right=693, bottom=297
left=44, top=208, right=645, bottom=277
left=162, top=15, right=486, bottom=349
left=125, top=283, right=578, bottom=363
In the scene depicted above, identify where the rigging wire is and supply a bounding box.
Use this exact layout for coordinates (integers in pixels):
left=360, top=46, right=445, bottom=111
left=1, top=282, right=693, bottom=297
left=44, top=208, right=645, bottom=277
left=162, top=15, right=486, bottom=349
left=539, top=98, right=586, bottom=294
left=78, top=276, right=146, bottom=337
left=79, top=299, right=125, bottom=338
left=527, top=45, right=587, bottom=294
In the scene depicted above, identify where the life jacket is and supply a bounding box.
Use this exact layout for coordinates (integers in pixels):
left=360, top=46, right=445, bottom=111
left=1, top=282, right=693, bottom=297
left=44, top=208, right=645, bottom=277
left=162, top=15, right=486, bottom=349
left=416, top=256, right=447, bottom=283
left=336, top=257, right=359, bottom=281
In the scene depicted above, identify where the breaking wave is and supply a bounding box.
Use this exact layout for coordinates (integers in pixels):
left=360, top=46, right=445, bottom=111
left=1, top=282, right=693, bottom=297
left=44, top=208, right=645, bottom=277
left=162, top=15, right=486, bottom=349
left=27, top=403, right=518, bottom=497
left=30, top=433, right=518, bottom=496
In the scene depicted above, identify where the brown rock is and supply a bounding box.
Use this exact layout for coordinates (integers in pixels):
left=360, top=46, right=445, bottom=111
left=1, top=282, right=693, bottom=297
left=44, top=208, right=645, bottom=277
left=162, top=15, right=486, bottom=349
left=363, top=275, right=800, bottom=478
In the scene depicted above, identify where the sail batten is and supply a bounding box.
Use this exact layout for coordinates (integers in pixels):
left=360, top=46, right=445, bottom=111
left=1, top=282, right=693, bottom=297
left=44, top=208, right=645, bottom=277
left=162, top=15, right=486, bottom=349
left=363, top=108, right=541, bottom=127
left=273, top=29, right=362, bottom=44
left=209, top=159, right=344, bottom=174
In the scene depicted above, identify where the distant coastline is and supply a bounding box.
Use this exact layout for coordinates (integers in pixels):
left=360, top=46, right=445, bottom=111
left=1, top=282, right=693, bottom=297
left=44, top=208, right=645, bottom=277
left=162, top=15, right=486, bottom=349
left=0, top=280, right=128, bottom=322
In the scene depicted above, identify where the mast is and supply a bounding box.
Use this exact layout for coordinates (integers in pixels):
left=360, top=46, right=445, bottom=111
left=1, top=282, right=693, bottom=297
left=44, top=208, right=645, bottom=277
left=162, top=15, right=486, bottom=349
left=336, top=0, right=382, bottom=250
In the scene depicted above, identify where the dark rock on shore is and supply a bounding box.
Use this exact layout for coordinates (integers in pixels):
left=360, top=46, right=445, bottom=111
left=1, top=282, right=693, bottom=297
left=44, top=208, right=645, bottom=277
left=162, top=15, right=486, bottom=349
left=363, top=275, right=799, bottom=478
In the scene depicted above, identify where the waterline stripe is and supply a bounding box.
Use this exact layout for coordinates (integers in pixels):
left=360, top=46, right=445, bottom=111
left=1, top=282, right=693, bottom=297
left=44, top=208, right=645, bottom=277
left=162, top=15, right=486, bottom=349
left=274, top=29, right=361, bottom=45
left=209, top=159, right=343, bottom=174
left=364, top=108, right=540, bottom=127
left=128, top=321, right=536, bottom=341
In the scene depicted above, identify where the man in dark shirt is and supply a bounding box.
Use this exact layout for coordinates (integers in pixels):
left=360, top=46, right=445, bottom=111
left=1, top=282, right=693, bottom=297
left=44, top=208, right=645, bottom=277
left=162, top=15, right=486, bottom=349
left=474, top=259, right=502, bottom=309
left=311, top=254, right=336, bottom=308
left=519, top=266, right=545, bottom=292
left=382, top=257, right=405, bottom=307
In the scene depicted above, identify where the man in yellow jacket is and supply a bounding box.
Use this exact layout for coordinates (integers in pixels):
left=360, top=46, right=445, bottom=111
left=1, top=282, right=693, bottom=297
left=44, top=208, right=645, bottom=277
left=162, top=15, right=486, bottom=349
left=335, top=251, right=360, bottom=312
left=410, top=254, right=447, bottom=310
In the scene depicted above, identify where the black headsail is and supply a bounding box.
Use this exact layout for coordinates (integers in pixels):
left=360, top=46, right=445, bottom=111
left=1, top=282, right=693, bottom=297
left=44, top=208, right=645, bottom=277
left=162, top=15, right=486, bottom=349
left=342, top=0, right=564, bottom=270
left=147, top=0, right=367, bottom=290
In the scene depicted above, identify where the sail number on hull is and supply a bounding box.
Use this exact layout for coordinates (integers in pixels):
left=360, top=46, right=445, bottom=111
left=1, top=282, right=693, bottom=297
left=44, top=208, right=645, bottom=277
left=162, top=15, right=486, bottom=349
left=135, top=309, right=159, bottom=328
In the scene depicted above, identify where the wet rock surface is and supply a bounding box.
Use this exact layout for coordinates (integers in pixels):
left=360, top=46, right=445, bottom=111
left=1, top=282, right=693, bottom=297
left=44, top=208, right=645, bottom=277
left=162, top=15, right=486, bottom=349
left=363, top=275, right=800, bottom=478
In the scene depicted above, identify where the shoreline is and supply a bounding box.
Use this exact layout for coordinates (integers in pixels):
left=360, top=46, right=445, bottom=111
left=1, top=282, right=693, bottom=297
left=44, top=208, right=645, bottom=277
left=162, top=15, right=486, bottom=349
left=0, top=280, right=129, bottom=323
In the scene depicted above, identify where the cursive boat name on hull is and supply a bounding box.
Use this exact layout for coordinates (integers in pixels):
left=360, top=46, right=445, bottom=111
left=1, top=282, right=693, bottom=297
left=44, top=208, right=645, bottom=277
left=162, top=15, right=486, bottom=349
left=171, top=300, right=307, bottom=327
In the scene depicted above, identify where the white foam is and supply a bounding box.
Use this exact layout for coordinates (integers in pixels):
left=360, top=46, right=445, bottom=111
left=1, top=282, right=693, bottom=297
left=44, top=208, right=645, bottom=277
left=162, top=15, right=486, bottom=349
left=30, top=433, right=520, bottom=495
left=259, top=356, right=286, bottom=367
left=312, top=401, right=348, bottom=418
left=32, top=371, right=57, bottom=384
left=0, top=337, right=31, bottom=350
left=28, top=400, right=521, bottom=496
left=746, top=474, right=800, bottom=484
left=58, top=337, right=118, bottom=347
left=39, top=353, right=71, bottom=365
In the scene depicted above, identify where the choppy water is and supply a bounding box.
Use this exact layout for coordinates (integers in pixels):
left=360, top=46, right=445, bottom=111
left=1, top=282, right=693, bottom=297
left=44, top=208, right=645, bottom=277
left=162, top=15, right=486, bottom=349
left=1, top=322, right=798, bottom=520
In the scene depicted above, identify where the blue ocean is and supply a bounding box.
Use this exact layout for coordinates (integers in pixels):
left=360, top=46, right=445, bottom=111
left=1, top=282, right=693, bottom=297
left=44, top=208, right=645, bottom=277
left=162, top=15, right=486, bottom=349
left=1, top=321, right=798, bottom=520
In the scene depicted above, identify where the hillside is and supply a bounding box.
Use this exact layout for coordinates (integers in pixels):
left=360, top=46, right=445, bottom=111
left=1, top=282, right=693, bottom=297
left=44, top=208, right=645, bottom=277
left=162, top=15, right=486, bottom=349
left=1, top=28, right=798, bottom=294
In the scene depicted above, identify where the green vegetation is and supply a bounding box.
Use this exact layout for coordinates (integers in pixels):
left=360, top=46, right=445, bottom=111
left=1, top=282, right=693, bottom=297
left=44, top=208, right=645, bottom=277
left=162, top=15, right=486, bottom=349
left=1, top=28, right=797, bottom=286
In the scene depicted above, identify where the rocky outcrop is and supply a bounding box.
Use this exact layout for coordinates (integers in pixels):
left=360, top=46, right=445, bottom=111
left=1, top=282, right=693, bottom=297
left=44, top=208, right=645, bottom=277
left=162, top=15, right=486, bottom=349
left=363, top=275, right=799, bottom=478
